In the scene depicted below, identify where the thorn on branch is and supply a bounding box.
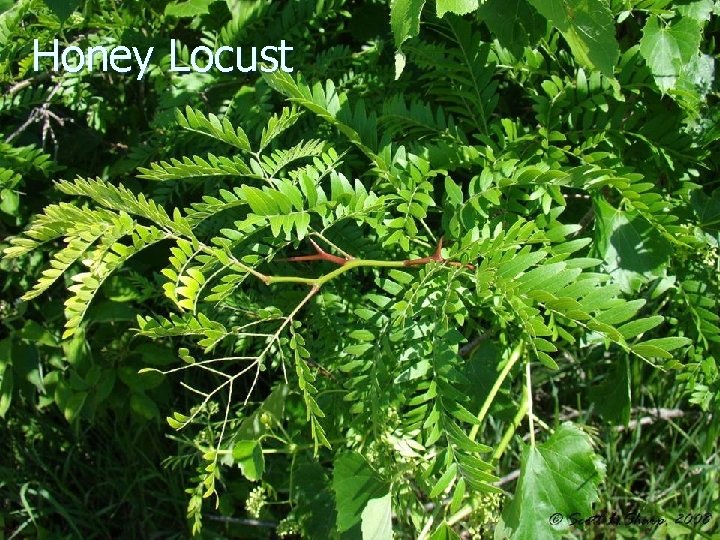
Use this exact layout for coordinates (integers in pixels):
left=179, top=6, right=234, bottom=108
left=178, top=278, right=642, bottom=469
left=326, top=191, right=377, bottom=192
left=403, top=237, right=475, bottom=270
left=285, top=238, right=352, bottom=266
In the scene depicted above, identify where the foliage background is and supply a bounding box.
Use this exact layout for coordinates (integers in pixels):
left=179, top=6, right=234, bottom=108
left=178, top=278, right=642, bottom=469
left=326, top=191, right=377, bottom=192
left=0, top=0, right=718, bottom=538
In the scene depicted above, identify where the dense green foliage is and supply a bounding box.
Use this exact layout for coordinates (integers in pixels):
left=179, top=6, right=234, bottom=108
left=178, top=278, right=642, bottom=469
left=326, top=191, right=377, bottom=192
left=1, top=0, right=718, bottom=538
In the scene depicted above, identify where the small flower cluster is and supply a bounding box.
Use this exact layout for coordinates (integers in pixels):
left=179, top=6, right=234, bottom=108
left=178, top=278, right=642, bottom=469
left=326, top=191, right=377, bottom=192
left=246, top=485, right=267, bottom=519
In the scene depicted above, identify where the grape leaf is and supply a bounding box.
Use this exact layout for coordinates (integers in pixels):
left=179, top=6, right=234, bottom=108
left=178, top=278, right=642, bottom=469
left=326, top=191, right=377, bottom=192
left=333, top=452, right=390, bottom=532
left=500, top=423, right=606, bottom=539
left=165, top=0, right=218, bottom=17
left=674, top=52, right=715, bottom=110
left=232, top=440, right=265, bottom=481
left=291, top=457, right=338, bottom=538
left=390, top=0, right=427, bottom=76
left=639, top=15, right=703, bottom=93
left=691, top=188, right=720, bottom=232
left=43, top=0, right=80, bottom=22
left=593, top=198, right=671, bottom=293
left=390, top=0, right=427, bottom=48
left=361, top=493, right=393, bottom=540
left=588, top=357, right=631, bottom=425
left=430, top=523, right=461, bottom=539
left=477, top=0, right=547, bottom=56
left=527, top=0, right=619, bottom=76
left=677, top=0, right=715, bottom=22
left=436, top=0, right=478, bottom=18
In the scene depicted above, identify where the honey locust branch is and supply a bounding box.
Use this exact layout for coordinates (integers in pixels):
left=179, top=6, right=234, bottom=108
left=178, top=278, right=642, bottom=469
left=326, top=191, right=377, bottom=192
left=259, top=236, right=475, bottom=287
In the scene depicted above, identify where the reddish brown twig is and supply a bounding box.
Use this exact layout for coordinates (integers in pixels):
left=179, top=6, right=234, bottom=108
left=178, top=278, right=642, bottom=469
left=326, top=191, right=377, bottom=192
left=284, top=236, right=474, bottom=272
left=285, top=238, right=351, bottom=266
left=403, top=237, right=475, bottom=270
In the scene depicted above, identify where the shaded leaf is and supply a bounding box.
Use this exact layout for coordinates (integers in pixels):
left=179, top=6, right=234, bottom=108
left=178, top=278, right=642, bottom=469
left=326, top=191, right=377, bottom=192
left=0, top=338, right=13, bottom=418
left=527, top=0, right=619, bottom=75
left=477, top=0, right=546, bottom=56
left=594, top=198, right=671, bottom=293
left=588, top=358, right=631, bottom=425
left=43, top=0, right=80, bottom=22
left=232, top=440, right=265, bottom=481
left=333, top=452, right=390, bottom=532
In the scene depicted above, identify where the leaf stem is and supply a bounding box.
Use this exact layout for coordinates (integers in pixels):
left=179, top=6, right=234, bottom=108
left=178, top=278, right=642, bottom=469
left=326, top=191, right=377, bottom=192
left=265, top=237, right=474, bottom=287
left=526, top=360, right=535, bottom=448
left=492, top=382, right=529, bottom=461
left=469, top=340, right=524, bottom=442
left=215, top=439, right=345, bottom=455
left=265, top=258, right=409, bottom=286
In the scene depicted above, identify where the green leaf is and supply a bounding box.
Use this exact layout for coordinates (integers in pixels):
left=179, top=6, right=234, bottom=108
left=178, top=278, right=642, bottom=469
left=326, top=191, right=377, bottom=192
left=676, top=51, right=716, bottom=103
left=232, top=440, right=265, bottom=481
left=444, top=177, right=463, bottom=206
left=535, top=351, right=559, bottom=370
left=677, top=0, right=715, bottom=22
left=0, top=338, right=13, bottom=418
left=498, top=251, right=547, bottom=280
left=429, top=462, right=457, bottom=497
left=595, top=299, right=646, bottom=325
left=166, top=411, right=190, bottom=430
left=333, top=452, right=390, bottom=532
left=43, top=0, right=80, bottom=22
left=527, top=0, right=619, bottom=76
left=436, top=0, right=478, bottom=17
left=135, top=343, right=176, bottom=366
left=390, top=0, right=428, bottom=76
left=501, top=423, right=605, bottom=539
left=0, top=188, right=19, bottom=215
left=361, top=493, right=393, bottom=540
left=618, top=316, right=664, bottom=339
left=430, top=523, right=461, bottom=539
left=130, top=392, right=160, bottom=420
left=630, top=343, right=673, bottom=360
left=391, top=0, right=427, bottom=49
left=593, top=198, right=671, bottom=293
left=691, top=188, right=720, bottom=232
left=165, top=0, right=217, bottom=17
left=175, top=107, right=251, bottom=152
left=588, top=358, right=631, bottom=425
left=641, top=337, right=691, bottom=352
left=639, top=15, right=703, bottom=93
left=55, top=384, right=88, bottom=422
left=292, top=457, right=338, bottom=538
left=477, top=0, right=546, bottom=56
left=236, top=384, right=289, bottom=440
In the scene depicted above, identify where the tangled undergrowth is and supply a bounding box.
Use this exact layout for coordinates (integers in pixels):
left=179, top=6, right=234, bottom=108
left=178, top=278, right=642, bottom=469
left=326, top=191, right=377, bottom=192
left=1, top=0, right=718, bottom=537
